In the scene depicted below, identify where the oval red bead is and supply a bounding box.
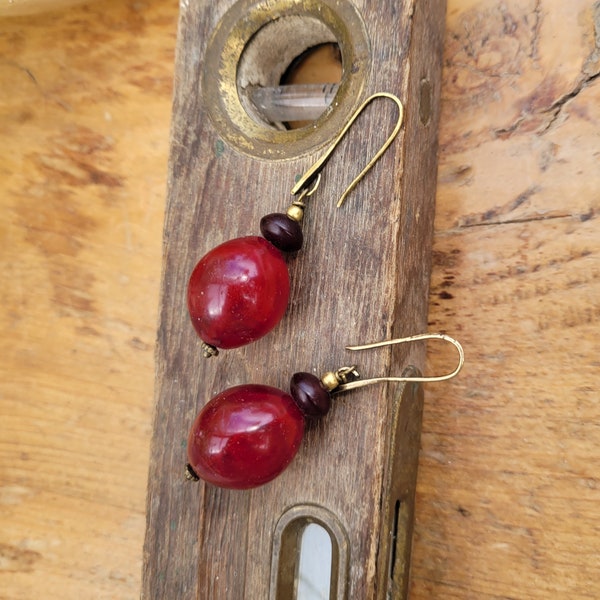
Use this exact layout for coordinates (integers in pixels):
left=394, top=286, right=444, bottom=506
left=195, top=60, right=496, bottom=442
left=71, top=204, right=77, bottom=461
left=187, top=236, right=290, bottom=349
left=187, top=384, right=305, bottom=489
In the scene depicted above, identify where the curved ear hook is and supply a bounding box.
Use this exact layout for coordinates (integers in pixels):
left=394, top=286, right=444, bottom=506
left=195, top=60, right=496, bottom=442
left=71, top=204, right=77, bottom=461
left=290, top=92, right=404, bottom=208
left=335, top=333, right=465, bottom=392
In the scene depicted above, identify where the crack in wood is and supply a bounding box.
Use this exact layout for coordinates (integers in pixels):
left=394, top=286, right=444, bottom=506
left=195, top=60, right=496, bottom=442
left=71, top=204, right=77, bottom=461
left=439, top=205, right=598, bottom=234
left=528, top=0, right=543, bottom=61
left=538, top=71, right=600, bottom=134
left=494, top=2, right=600, bottom=139
left=455, top=185, right=541, bottom=228
left=457, top=212, right=574, bottom=229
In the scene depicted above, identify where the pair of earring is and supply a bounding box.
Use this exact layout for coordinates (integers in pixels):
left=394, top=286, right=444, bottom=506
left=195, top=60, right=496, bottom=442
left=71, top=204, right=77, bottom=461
left=184, top=93, right=464, bottom=490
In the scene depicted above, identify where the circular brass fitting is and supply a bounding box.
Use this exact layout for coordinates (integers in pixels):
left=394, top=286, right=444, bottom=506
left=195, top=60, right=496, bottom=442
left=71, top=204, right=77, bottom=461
left=202, top=0, right=371, bottom=160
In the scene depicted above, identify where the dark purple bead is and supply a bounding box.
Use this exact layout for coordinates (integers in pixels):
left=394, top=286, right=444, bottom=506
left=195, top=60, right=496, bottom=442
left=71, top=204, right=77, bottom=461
left=290, top=372, right=331, bottom=419
left=260, top=213, right=303, bottom=252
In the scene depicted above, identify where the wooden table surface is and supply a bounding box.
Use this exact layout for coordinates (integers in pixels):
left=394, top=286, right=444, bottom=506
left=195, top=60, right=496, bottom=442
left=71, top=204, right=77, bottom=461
left=1, top=0, right=598, bottom=598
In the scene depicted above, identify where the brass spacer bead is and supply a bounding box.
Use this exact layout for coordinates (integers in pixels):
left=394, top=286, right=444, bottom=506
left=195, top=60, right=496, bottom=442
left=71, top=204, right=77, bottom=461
left=286, top=204, right=304, bottom=222
left=320, top=371, right=340, bottom=392
left=201, top=342, right=219, bottom=358
left=185, top=464, right=200, bottom=481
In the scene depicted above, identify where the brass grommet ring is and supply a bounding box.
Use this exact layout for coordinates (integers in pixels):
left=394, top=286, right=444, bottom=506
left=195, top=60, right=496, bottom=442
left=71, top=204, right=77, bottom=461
left=202, top=0, right=371, bottom=160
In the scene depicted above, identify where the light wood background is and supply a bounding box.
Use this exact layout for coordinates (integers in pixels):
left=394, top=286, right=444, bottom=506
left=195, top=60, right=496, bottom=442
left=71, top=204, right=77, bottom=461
left=1, top=0, right=598, bottom=598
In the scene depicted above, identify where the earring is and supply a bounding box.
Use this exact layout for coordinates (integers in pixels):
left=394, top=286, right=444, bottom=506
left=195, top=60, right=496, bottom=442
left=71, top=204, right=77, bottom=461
left=185, top=333, right=464, bottom=489
left=187, top=93, right=404, bottom=357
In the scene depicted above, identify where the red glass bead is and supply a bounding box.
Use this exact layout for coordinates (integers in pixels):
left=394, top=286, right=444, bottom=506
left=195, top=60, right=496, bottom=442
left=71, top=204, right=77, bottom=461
left=187, top=236, right=290, bottom=349
left=187, top=384, right=305, bottom=489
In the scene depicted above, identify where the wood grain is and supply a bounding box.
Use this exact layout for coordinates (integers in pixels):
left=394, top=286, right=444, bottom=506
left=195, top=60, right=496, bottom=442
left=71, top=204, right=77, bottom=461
left=0, top=1, right=176, bottom=598
left=1, top=0, right=599, bottom=599
left=0, top=0, right=90, bottom=17
left=415, top=1, right=600, bottom=598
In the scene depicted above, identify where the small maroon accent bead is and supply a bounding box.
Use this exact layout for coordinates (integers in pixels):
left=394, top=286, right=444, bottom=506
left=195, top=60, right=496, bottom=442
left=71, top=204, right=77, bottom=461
left=187, top=236, right=290, bottom=350
left=187, top=384, right=305, bottom=489
left=260, top=213, right=303, bottom=252
left=290, top=372, right=331, bottom=419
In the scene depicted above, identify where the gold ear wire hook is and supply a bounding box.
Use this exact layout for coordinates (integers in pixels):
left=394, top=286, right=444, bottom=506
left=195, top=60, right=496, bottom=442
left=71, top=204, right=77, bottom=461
left=290, top=92, right=404, bottom=208
left=333, top=333, right=464, bottom=392
left=295, top=173, right=322, bottom=204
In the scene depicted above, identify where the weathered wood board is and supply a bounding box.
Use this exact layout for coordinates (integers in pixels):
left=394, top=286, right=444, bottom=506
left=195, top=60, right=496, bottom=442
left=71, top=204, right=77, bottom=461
left=142, top=0, right=446, bottom=597
left=413, top=2, right=600, bottom=598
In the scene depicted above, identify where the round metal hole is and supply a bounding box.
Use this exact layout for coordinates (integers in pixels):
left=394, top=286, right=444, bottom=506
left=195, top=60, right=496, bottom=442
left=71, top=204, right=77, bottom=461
left=202, top=0, right=370, bottom=160
left=237, top=18, right=341, bottom=129
left=269, top=504, right=349, bottom=600
left=280, top=42, right=343, bottom=129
